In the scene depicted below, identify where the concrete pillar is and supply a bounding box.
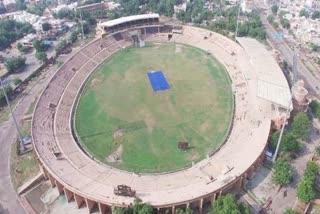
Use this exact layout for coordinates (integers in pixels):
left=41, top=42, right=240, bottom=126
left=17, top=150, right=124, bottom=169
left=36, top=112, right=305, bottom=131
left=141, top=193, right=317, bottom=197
left=212, top=193, right=217, bottom=203
left=98, top=203, right=107, bottom=214
left=39, top=163, right=48, bottom=180
left=243, top=173, right=247, bottom=181
left=259, top=154, right=265, bottom=166
left=237, top=176, right=243, bottom=190
left=86, top=198, right=96, bottom=213
left=186, top=203, right=190, bottom=209
left=219, top=190, right=222, bottom=197
left=55, top=180, right=64, bottom=195
left=48, top=174, right=56, bottom=187
left=74, top=193, right=85, bottom=209
left=199, top=198, right=204, bottom=214
left=172, top=205, right=175, bottom=214
left=247, top=166, right=254, bottom=179
left=63, top=188, right=74, bottom=202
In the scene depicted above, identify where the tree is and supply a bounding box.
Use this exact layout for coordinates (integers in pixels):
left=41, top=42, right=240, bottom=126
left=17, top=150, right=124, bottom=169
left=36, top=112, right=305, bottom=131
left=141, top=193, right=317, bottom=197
left=55, top=40, right=68, bottom=53
left=13, top=78, right=22, bottom=86
left=27, top=6, right=43, bottom=16
left=270, top=131, right=280, bottom=152
left=272, top=21, right=279, bottom=29
left=0, top=36, right=9, bottom=50
left=5, top=56, right=26, bottom=73
left=82, top=0, right=100, bottom=5
left=26, top=2, right=50, bottom=16
left=291, top=112, right=310, bottom=140
left=16, top=0, right=26, bottom=10
left=310, top=43, right=320, bottom=52
left=111, top=198, right=152, bottom=214
left=297, top=179, right=316, bottom=203
left=211, top=194, right=250, bottom=214
left=132, top=198, right=152, bottom=214
left=304, top=161, right=319, bottom=181
left=271, top=5, right=278, bottom=15
left=80, top=21, right=90, bottom=34
left=85, top=17, right=96, bottom=25
left=311, top=11, right=320, bottom=19
left=309, top=100, right=320, bottom=118
left=0, top=20, right=35, bottom=50
left=69, top=31, right=78, bottom=43
left=176, top=208, right=192, bottom=214
left=0, top=7, right=6, bottom=14
left=55, top=8, right=74, bottom=20
left=299, top=9, right=310, bottom=18
left=17, top=43, right=32, bottom=53
left=270, top=131, right=302, bottom=154
left=267, top=15, right=274, bottom=23
left=280, top=18, right=290, bottom=29
left=284, top=209, right=297, bottom=214
left=272, top=158, right=292, bottom=185
left=297, top=161, right=319, bottom=203
left=33, top=39, right=49, bottom=52
left=0, top=84, right=12, bottom=106
left=35, top=51, right=47, bottom=62
left=42, top=22, right=52, bottom=31
left=316, top=146, right=320, bottom=157
left=281, top=133, right=302, bottom=153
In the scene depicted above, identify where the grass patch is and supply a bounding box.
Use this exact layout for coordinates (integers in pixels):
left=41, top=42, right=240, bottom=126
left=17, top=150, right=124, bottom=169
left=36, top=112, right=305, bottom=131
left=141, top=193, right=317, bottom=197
left=0, top=99, right=19, bottom=123
left=10, top=118, right=38, bottom=189
left=26, top=96, right=38, bottom=115
left=10, top=142, right=39, bottom=190
left=75, top=43, right=233, bottom=173
left=21, top=119, right=32, bottom=136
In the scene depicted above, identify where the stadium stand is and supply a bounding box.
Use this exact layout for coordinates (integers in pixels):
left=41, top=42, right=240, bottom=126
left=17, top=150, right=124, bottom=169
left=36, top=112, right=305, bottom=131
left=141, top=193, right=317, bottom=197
left=32, top=16, right=278, bottom=213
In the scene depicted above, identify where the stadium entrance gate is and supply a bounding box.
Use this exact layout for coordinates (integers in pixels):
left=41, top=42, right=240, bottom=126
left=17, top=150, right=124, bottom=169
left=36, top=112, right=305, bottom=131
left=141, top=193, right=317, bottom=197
left=128, top=30, right=145, bottom=47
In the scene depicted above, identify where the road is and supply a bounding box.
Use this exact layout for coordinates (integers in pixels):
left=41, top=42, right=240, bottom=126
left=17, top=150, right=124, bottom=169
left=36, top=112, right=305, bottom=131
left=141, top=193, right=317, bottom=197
left=250, top=1, right=319, bottom=212
left=253, top=0, right=320, bottom=97
left=269, top=132, right=318, bottom=213
left=0, top=61, right=63, bottom=214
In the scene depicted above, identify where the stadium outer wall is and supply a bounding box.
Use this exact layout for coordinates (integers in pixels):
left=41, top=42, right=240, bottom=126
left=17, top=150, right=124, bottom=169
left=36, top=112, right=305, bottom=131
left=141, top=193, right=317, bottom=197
left=31, top=24, right=272, bottom=214
left=37, top=148, right=267, bottom=213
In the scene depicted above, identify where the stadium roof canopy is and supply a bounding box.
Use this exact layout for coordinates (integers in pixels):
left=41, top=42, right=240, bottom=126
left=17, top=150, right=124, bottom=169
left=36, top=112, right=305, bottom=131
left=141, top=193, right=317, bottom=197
left=237, top=37, right=291, bottom=109
left=98, top=13, right=160, bottom=28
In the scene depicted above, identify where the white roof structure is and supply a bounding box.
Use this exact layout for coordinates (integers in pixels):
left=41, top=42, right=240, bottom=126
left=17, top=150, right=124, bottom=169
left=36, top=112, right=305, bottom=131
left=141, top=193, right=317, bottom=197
left=237, top=37, right=291, bottom=109
left=98, top=13, right=159, bottom=28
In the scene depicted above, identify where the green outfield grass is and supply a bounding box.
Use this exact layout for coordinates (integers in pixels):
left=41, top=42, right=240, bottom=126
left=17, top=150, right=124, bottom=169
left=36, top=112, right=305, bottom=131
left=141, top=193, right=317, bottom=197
left=75, top=43, right=233, bottom=173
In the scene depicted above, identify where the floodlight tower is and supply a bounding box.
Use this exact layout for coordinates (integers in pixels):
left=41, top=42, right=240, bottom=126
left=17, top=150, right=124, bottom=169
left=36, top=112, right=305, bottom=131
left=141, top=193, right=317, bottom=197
left=0, top=77, right=26, bottom=151
left=272, top=50, right=298, bottom=163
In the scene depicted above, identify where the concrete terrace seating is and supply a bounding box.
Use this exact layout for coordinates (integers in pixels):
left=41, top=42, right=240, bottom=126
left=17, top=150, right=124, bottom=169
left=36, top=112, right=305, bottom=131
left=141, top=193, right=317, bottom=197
left=81, top=40, right=105, bottom=59
left=32, top=26, right=273, bottom=213
left=33, top=34, right=126, bottom=167
left=160, top=25, right=173, bottom=33
left=113, top=32, right=124, bottom=41
left=100, top=36, right=117, bottom=48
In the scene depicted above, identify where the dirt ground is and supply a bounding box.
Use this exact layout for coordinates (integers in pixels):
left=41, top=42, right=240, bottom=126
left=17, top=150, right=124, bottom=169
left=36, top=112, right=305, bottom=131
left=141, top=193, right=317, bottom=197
left=10, top=142, right=39, bottom=190
left=243, top=166, right=280, bottom=213
left=24, top=181, right=91, bottom=214
left=243, top=120, right=320, bottom=214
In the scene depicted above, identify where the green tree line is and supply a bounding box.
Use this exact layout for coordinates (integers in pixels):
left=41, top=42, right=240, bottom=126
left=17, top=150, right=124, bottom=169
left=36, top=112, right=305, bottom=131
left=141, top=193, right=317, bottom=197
left=0, top=19, right=35, bottom=50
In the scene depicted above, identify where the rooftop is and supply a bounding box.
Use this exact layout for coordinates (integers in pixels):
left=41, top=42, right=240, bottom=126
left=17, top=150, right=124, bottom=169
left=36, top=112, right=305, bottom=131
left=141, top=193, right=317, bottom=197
left=237, top=37, right=292, bottom=109
left=98, top=13, right=159, bottom=28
